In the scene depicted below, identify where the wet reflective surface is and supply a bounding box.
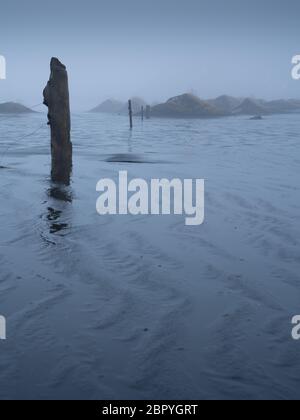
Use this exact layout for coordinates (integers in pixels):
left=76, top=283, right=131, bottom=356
left=0, top=112, right=300, bottom=399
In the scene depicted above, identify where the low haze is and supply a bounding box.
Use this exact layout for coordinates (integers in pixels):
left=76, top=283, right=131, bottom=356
left=1, top=0, right=300, bottom=401
left=1, top=0, right=300, bottom=110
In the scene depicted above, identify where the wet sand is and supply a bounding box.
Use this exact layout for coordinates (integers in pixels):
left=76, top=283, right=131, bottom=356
left=0, top=113, right=300, bottom=399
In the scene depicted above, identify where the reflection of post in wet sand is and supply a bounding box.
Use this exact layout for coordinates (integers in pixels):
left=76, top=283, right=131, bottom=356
left=48, top=183, right=73, bottom=203
left=46, top=206, right=68, bottom=234
left=128, top=129, right=133, bottom=154
left=38, top=180, right=73, bottom=245
left=46, top=182, right=73, bottom=236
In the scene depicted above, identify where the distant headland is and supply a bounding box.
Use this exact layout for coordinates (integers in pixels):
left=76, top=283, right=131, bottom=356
left=0, top=102, right=35, bottom=114
left=90, top=97, right=147, bottom=115
left=2, top=94, right=300, bottom=118
left=90, top=93, right=300, bottom=119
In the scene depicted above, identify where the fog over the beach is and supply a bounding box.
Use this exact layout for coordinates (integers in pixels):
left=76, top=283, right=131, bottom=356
left=0, top=0, right=299, bottom=111
left=2, top=0, right=300, bottom=401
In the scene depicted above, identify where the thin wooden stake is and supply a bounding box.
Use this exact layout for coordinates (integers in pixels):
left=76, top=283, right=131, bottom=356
left=128, top=100, right=133, bottom=129
left=146, top=105, right=151, bottom=119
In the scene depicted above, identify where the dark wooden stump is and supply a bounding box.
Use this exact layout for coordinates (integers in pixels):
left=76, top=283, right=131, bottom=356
left=43, top=58, right=72, bottom=185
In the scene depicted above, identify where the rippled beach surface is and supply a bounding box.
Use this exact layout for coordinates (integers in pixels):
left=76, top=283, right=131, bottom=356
left=0, top=112, right=299, bottom=400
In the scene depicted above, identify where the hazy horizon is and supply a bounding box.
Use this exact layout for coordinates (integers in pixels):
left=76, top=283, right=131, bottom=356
left=1, top=0, right=299, bottom=111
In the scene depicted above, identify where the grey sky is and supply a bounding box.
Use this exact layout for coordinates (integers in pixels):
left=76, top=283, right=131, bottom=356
left=0, top=0, right=299, bottom=110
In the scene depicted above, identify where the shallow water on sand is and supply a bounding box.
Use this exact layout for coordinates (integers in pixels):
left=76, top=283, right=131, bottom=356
left=0, top=112, right=300, bottom=400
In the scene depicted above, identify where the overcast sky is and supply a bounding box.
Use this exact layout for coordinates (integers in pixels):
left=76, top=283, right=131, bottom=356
left=0, top=0, right=299, bottom=110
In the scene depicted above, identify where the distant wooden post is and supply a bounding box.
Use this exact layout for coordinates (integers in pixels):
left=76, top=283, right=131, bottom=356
left=43, top=57, right=72, bottom=185
left=146, top=105, right=151, bottom=119
left=141, top=106, right=144, bottom=121
left=128, top=100, right=133, bottom=129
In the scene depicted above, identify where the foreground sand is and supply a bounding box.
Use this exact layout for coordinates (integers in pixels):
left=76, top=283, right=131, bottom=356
left=0, top=113, right=299, bottom=399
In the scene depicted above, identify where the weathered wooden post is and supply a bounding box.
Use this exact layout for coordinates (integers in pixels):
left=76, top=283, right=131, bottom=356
left=141, top=106, right=144, bottom=121
left=128, top=99, right=133, bottom=129
left=43, top=58, right=72, bottom=185
left=146, top=105, right=151, bottom=119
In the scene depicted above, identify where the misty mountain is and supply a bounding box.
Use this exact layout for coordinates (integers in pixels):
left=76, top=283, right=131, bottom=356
left=232, top=98, right=269, bottom=116
left=88, top=95, right=300, bottom=118
left=121, top=97, right=147, bottom=115
left=89, top=99, right=125, bottom=114
left=213, top=97, right=300, bottom=116
left=207, top=95, right=243, bottom=114
left=0, top=102, right=35, bottom=114
left=264, top=99, right=300, bottom=114
left=150, top=93, right=223, bottom=118
left=90, top=97, right=147, bottom=115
